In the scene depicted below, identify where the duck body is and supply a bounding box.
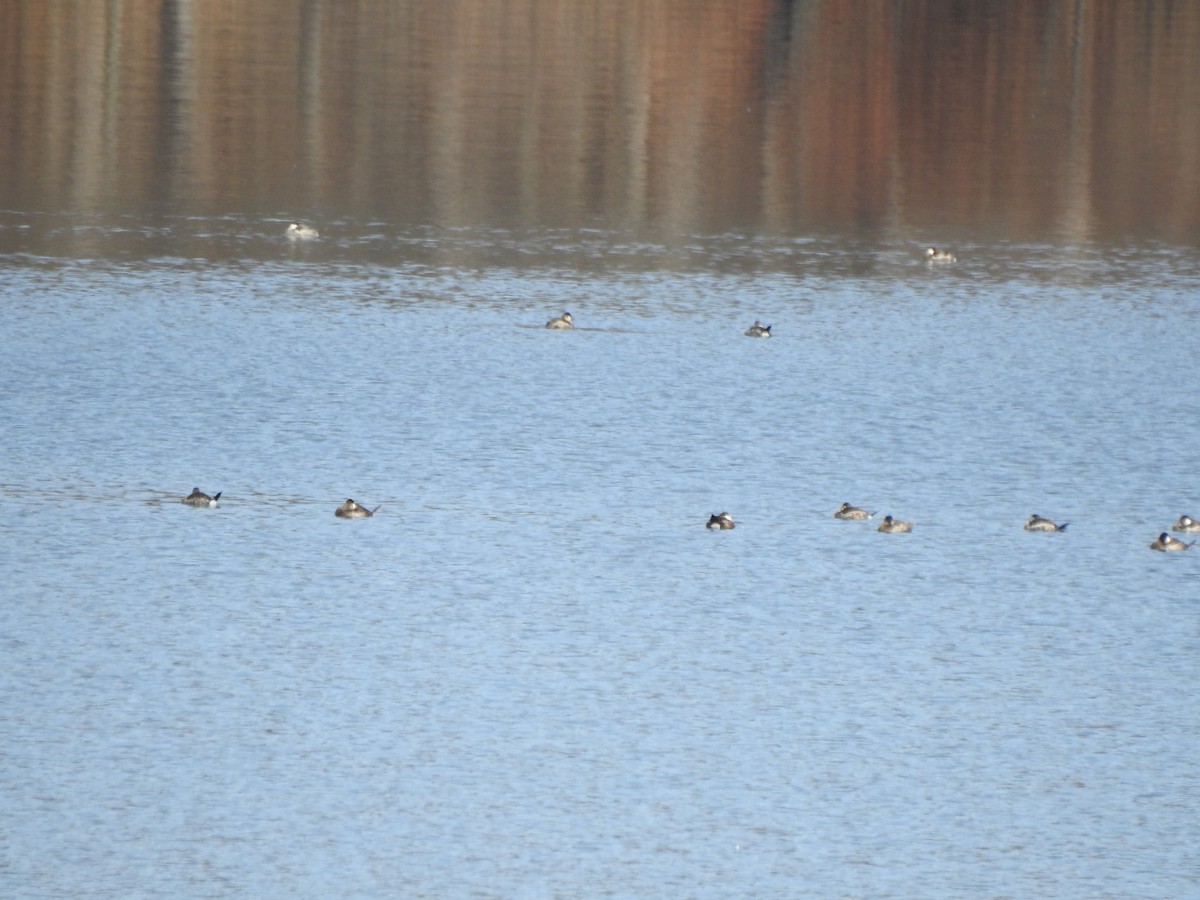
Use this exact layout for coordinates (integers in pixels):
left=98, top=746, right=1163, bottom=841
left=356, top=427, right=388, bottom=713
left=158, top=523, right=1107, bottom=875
left=286, top=222, right=319, bottom=240
left=1025, top=514, right=1068, bottom=532
left=182, top=487, right=221, bottom=508
left=744, top=321, right=772, bottom=338
left=924, top=247, right=956, bottom=262
left=1171, top=515, right=1200, bottom=534
left=1150, top=532, right=1192, bottom=551
left=834, top=502, right=874, bottom=521
left=545, top=312, right=574, bottom=330
left=706, top=512, right=735, bottom=530
left=877, top=515, right=912, bottom=533
left=335, top=498, right=379, bottom=519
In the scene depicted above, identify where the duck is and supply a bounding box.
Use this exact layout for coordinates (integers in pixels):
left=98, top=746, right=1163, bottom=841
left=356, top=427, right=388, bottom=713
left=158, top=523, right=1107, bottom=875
left=834, top=502, right=874, bottom=521
left=744, top=320, right=772, bottom=338
left=877, top=515, right=912, bottom=533
left=1150, top=532, right=1193, bottom=552
left=181, top=487, right=221, bottom=508
left=545, top=311, right=574, bottom=330
left=335, top=498, right=379, bottom=519
left=286, top=222, right=319, bottom=240
left=1171, top=515, right=1200, bottom=534
left=1024, top=514, right=1068, bottom=532
left=706, top=512, right=735, bottom=530
left=924, top=247, right=956, bottom=262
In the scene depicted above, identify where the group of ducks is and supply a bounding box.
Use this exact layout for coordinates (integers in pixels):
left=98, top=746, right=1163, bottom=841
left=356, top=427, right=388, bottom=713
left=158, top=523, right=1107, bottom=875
left=183, top=486, right=1198, bottom=550
left=704, top=503, right=1198, bottom=551
left=242, top=237, right=1194, bottom=550
left=289, top=222, right=945, bottom=338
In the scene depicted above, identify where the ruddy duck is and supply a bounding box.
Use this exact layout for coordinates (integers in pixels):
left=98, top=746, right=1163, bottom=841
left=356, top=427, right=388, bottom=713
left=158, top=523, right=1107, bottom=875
left=335, top=498, right=379, bottom=519
left=924, top=247, right=956, bottom=262
left=1024, top=514, right=1068, bottom=532
left=286, top=222, right=319, bottom=240
left=878, top=515, right=912, bottom=533
left=706, top=512, right=735, bottom=530
left=834, top=502, right=874, bottom=521
left=182, top=487, right=221, bottom=507
left=744, top=321, right=772, bottom=338
left=1150, top=532, right=1192, bottom=552
left=545, top=311, right=574, bottom=330
left=1172, top=515, right=1200, bottom=534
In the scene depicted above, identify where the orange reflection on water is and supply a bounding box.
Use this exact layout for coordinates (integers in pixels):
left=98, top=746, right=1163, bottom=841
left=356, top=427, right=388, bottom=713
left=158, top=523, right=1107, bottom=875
left=1, top=1, right=1198, bottom=244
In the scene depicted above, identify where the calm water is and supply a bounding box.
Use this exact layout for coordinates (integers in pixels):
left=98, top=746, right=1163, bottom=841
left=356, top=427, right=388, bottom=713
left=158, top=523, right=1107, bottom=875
left=2, top=229, right=1198, bottom=898
left=3, top=1, right=1200, bottom=897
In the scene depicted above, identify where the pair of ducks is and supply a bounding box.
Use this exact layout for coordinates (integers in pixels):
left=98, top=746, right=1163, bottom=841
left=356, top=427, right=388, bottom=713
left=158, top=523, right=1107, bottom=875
left=839, top=507, right=1069, bottom=534
left=835, top=506, right=1074, bottom=535
left=182, top=488, right=379, bottom=519
left=710, top=505, right=911, bottom=532
left=287, top=231, right=952, bottom=264
left=547, top=311, right=774, bottom=338
left=834, top=502, right=911, bottom=533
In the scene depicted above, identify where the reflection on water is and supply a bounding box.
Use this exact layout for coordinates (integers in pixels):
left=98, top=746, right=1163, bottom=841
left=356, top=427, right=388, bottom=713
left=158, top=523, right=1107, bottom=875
left=2, top=0, right=1199, bottom=250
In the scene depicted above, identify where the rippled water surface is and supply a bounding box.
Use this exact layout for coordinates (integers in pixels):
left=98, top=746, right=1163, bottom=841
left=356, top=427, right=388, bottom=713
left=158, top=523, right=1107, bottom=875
left=4, top=2, right=1200, bottom=894
left=2, top=224, right=1198, bottom=897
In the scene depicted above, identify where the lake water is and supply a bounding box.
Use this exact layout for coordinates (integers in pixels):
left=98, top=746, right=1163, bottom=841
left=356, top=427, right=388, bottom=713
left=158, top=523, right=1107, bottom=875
left=2, top=1, right=1200, bottom=897
left=3, top=228, right=1198, bottom=898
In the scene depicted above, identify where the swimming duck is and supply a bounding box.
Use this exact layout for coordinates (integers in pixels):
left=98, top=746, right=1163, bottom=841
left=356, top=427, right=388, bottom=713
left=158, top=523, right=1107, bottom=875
left=1150, top=532, right=1192, bottom=552
left=706, top=512, right=735, bottom=530
left=545, top=311, right=574, bottom=330
left=744, top=321, right=772, bottom=338
left=286, top=222, right=319, bottom=240
left=335, top=498, right=379, bottom=519
left=924, top=247, right=956, bottom=262
left=181, top=487, right=221, bottom=507
left=1171, top=515, right=1200, bottom=534
left=1024, top=514, right=1068, bottom=532
left=877, top=515, right=912, bottom=533
left=834, top=502, right=874, bottom=521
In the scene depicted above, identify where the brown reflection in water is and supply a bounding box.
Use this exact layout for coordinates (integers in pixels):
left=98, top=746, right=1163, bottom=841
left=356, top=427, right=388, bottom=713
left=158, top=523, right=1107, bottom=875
left=1, top=1, right=1198, bottom=244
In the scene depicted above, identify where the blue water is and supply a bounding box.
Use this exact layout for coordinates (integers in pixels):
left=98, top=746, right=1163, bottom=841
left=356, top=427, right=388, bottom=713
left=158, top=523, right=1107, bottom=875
left=2, top=225, right=1198, bottom=898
